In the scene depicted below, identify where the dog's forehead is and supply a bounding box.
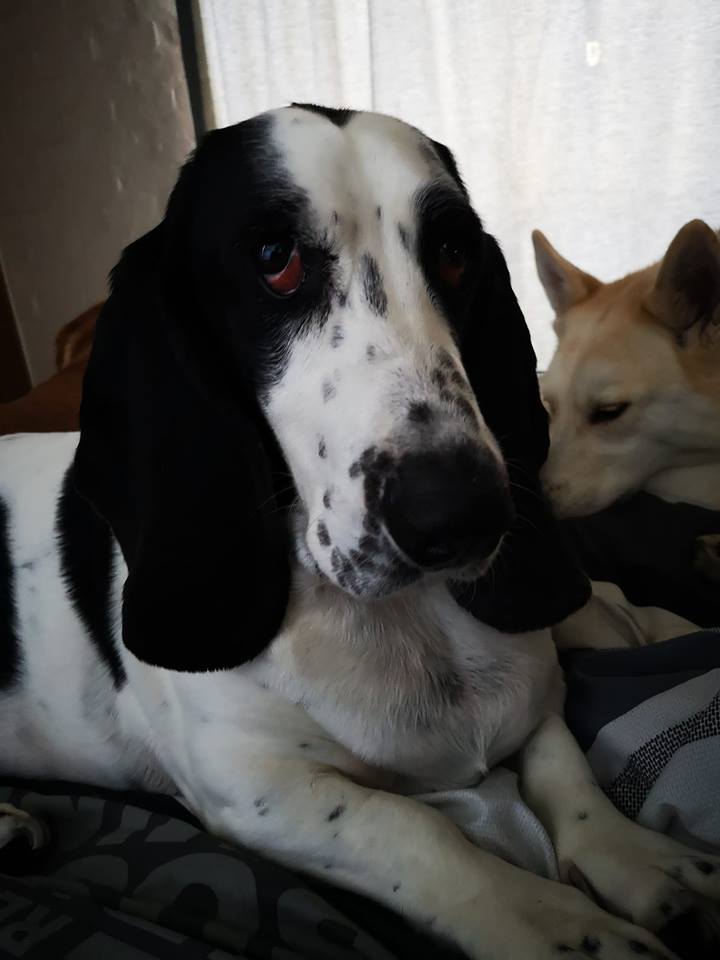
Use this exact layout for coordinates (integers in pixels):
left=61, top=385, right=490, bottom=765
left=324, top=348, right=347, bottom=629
left=267, top=106, right=448, bottom=223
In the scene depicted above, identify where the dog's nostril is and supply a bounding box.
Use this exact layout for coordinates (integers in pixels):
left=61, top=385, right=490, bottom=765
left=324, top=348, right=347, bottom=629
left=380, top=447, right=515, bottom=569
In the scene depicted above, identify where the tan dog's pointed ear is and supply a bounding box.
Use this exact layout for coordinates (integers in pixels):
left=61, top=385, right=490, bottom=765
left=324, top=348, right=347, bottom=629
left=532, top=230, right=600, bottom=321
left=645, top=219, right=720, bottom=339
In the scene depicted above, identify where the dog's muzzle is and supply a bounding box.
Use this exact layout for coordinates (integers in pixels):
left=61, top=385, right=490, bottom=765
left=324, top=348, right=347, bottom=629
left=380, top=444, right=515, bottom=570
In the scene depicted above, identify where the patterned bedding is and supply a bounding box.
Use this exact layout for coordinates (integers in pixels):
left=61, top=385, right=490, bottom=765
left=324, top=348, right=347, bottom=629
left=1, top=630, right=718, bottom=959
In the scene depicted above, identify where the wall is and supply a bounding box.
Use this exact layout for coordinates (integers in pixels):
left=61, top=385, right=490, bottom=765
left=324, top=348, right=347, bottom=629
left=0, top=0, right=195, bottom=383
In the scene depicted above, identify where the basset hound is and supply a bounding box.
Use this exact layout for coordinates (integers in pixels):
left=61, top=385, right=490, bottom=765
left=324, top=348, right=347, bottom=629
left=1, top=105, right=718, bottom=959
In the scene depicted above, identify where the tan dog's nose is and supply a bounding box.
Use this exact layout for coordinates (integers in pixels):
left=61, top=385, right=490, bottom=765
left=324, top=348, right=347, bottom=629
left=540, top=467, right=578, bottom=518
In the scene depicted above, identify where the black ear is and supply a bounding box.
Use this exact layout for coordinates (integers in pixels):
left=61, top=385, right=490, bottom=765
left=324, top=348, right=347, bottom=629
left=72, top=161, right=291, bottom=672
left=452, top=234, right=591, bottom=631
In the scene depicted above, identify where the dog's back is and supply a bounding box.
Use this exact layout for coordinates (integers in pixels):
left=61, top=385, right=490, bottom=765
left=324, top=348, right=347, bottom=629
left=0, top=431, right=157, bottom=787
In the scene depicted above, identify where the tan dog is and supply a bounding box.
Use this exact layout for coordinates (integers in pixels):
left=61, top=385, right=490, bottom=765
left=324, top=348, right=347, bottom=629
left=0, top=303, right=99, bottom=436
left=534, top=220, right=720, bottom=518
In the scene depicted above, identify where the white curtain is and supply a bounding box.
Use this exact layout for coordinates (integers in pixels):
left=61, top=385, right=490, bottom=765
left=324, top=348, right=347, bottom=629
left=196, top=0, right=720, bottom=368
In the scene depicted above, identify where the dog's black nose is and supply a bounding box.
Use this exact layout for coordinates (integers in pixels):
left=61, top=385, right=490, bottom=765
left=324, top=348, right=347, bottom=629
left=380, top=447, right=515, bottom=569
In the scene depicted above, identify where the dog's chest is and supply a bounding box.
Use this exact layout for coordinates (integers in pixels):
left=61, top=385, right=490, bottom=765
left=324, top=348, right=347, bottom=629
left=251, top=578, right=558, bottom=789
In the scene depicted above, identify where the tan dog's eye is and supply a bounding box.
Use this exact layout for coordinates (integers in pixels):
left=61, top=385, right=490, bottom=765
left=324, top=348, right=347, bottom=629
left=588, top=402, right=630, bottom=425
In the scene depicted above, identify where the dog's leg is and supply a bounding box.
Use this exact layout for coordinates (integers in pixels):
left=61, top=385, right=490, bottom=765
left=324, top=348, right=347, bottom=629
left=185, top=751, right=675, bottom=959
left=521, top=714, right=720, bottom=932
left=0, top=803, right=49, bottom=852
left=553, top=581, right=699, bottom=650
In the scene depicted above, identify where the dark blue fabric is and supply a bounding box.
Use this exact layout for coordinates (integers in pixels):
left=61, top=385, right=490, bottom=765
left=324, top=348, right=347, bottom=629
left=562, top=630, right=720, bottom=751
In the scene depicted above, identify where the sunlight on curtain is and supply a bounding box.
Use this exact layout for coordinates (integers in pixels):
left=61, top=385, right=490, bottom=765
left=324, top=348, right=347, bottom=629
left=196, top=0, right=720, bottom=368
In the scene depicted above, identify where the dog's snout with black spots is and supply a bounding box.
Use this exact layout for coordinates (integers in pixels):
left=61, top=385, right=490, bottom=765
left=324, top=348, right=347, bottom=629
left=426, top=352, right=478, bottom=428
left=308, top=445, right=417, bottom=595
left=256, top=122, right=501, bottom=600
left=295, top=333, right=500, bottom=595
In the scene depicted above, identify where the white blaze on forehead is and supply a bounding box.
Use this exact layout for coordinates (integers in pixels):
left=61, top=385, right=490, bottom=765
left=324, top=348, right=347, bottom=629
left=267, top=107, right=447, bottom=231
left=263, top=107, right=499, bottom=429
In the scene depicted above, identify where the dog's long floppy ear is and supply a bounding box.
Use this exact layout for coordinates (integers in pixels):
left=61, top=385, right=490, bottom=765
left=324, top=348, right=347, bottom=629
left=452, top=234, right=591, bottom=632
left=72, top=157, right=291, bottom=672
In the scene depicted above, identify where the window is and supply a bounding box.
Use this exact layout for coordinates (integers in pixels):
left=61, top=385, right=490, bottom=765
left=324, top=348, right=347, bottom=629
left=196, top=0, right=720, bottom=367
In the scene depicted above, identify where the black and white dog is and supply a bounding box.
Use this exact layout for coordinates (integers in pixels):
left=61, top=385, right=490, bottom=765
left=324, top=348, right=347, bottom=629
left=1, top=105, right=718, bottom=959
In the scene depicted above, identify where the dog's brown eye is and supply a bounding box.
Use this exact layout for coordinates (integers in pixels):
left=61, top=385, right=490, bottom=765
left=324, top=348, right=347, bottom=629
left=437, top=240, right=467, bottom=287
left=257, top=240, right=303, bottom=295
left=589, top=402, right=630, bottom=425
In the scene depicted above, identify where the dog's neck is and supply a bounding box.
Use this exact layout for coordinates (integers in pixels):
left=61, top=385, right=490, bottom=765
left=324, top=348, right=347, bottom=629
left=258, top=566, right=556, bottom=788
left=643, top=326, right=720, bottom=509
left=645, top=462, right=720, bottom=511
left=643, top=384, right=720, bottom=509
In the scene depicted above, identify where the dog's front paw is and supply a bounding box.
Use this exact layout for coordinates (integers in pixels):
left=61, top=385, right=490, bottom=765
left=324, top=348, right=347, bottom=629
left=560, top=812, right=720, bottom=933
left=447, top=871, right=676, bottom=960
left=0, top=803, right=50, bottom=852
